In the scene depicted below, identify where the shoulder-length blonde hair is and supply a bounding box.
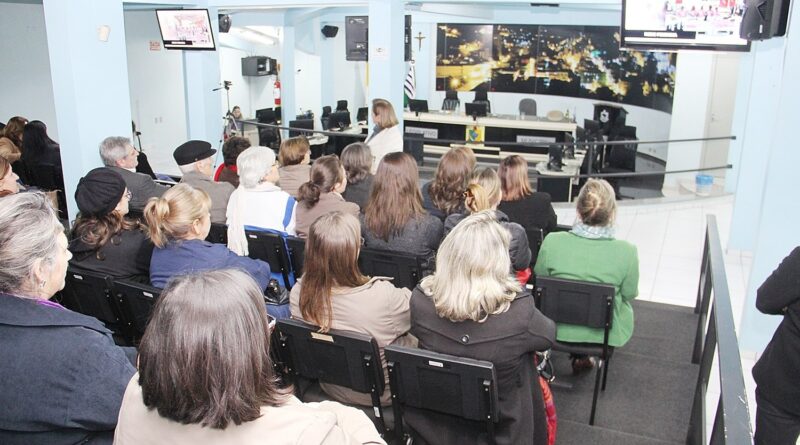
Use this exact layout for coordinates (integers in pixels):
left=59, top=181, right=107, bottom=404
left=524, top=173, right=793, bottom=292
left=420, top=210, right=521, bottom=322
left=144, top=184, right=211, bottom=248
left=464, top=168, right=501, bottom=214
left=299, top=211, right=369, bottom=332
left=498, top=155, right=532, bottom=201
left=372, top=98, right=398, bottom=129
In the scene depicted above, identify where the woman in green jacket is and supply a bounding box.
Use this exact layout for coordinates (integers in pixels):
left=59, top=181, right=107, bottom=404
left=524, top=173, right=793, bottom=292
left=534, top=178, right=639, bottom=373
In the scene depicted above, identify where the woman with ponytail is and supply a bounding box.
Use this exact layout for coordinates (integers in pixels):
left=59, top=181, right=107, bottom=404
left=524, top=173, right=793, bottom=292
left=69, top=168, right=152, bottom=282
left=534, top=179, right=639, bottom=374
left=294, top=155, right=359, bottom=238
left=144, top=183, right=271, bottom=290
left=444, top=167, right=531, bottom=273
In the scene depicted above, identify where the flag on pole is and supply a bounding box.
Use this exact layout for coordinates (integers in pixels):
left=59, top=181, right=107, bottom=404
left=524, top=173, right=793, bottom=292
left=404, top=61, right=416, bottom=107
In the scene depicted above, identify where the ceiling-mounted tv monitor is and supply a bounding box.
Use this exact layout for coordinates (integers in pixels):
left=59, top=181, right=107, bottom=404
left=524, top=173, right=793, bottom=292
left=156, top=9, right=216, bottom=51
left=620, top=0, right=750, bottom=52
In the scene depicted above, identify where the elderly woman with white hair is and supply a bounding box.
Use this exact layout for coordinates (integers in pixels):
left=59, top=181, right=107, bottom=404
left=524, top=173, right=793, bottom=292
left=226, top=146, right=297, bottom=256
left=408, top=210, right=555, bottom=445
left=0, top=192, right=136, bottom=444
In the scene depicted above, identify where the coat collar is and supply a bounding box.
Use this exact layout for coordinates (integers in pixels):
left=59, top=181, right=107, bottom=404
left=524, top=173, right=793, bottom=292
left=0, top=292, right=111, bottom=334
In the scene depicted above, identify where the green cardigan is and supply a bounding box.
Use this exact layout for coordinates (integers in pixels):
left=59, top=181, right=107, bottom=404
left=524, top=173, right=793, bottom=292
left=533, top=231, right=639, bottom=347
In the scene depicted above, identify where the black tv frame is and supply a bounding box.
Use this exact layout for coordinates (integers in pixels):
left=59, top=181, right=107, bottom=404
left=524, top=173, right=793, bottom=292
left=289, top=119, right=314, bottom=138
left=156, top=9, right=217, bottom=51
left=408, top=99, right=429, bottom=114
left=465, top=102, right=488, bottom=118
left=326, top=111, right=352, bottom=130
left=619, top=0, right=750, bottom=52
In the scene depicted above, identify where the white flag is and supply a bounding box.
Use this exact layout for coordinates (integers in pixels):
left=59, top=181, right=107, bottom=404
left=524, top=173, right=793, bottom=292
left=404, top=61, right=416, bottom=100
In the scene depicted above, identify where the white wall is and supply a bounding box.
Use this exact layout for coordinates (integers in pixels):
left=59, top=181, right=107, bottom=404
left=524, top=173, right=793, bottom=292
left=218, top=32, right=280, bottom=119
left=294, top=50, right=322, bottom=124
left=124, top=10, right=188, bottom=176
left=0, top=2, right=58, bottom=139
left=319, top=20, right=369, bottom=124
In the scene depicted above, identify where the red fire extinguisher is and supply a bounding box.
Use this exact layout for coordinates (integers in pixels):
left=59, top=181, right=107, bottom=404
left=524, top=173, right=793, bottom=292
left=273, top=77, right=282, bottom=106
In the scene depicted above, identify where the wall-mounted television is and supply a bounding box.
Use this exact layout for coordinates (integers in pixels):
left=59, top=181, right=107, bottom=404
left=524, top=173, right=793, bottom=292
left=156, top=9, right=216, bottom=51
left=620, top=0, right=750, bottom=52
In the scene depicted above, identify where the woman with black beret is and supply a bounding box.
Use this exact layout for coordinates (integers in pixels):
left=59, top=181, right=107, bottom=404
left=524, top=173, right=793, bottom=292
left=69, top=168, right=153, bottom=283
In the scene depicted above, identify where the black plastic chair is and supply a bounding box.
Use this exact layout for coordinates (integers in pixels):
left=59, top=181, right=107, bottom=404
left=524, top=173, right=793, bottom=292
left=245, top=229, right=293, bottom=289
left=285, top=236, right=306, bottom=278
left=526, top=226, right=544, bottom=268
left=358, top=248, right=424, bottom=290
left=112, top=279, right=161, bottom=342
left=205, top=223, right=228, bottom=244
left=275, top=318, right=389, bottom=434
left=385, top=345, right=499, bottom=445
left=533, top=276, right=615, bottom=425
left=60, top=268, right=132, bottom=345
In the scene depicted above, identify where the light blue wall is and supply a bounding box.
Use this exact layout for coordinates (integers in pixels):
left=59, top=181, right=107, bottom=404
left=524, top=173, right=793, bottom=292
left=367, top=0, right=406, bottom=127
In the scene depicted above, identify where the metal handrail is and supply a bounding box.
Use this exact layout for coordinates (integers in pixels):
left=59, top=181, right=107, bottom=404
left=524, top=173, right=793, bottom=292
left=687, top=215, right=753, bottom=445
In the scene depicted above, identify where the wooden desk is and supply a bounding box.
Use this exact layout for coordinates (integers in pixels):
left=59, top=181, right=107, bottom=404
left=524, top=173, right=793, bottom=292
left=403, top=111, right=577, bottom=164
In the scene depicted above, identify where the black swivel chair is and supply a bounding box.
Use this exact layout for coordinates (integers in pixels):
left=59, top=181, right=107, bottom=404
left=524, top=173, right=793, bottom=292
left=357, top=248, right=424, bottom=290
left=245, top=230, right=293, bottom=289
left=442, top=90, right=460, bottom=111
left=519, top=98, right=537, bottom=117
left=111, top=279, right=161, bottom=342
left=321, top=106, right=332, bottom=131
left=533, top=276, right=616, bottom=425
left=385, top=345, right=499, bottom=444
left=275, top=318, right=390, bottom=435
left=473, top=89, right=491, bottom=114
left=336, top=100, right=349, bottom=113
left=60, top=268, right=132, bottom=345
left=601, top=125, right=638, bottom=198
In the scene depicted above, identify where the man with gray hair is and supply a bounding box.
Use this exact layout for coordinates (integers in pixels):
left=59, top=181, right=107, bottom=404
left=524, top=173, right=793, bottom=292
left=99, top=136, right=169, bottom=211
left=173, top=140, right=233, bottom=224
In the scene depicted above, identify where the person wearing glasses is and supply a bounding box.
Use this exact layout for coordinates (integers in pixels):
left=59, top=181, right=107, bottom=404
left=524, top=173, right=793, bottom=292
left=69, top=168, right=153, bottom=283
left=99, top=136, right=169, bottom=211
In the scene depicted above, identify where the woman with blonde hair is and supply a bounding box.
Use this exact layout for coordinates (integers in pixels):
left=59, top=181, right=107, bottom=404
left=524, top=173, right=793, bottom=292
left=365, top=98, right=402, bottom=173
left=422, top=145, right=476, bottom=220
left=340, top=142, right=374, bottom=210
left=535, top=179, right=639, bottom=373
left=278, top=136, right=312, bottom=198
left=295, top=155, right=359, bottom=238
left=144, top=183, right=271, bottom=290
left=290, top=211, right=414, bottom=407
left=409, top=211, right=555, bottom=445
left=115, top=269, right=385, bottom=444
left=444, top=167, right=531, bottom=274
left=0, top=156, right=20, bottom=197
left=497, top=155, right=557, bottom=234
left=362, top=152, right=443, bottom=270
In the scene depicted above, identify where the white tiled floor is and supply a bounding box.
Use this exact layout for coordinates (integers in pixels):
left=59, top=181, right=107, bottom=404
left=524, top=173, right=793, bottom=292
left=553, top=193, right=762, bottom=436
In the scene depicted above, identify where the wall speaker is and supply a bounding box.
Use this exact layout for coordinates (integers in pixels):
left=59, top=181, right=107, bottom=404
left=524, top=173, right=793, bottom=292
left=218, top=14, right=232, bottom=33
left=739, top=0, right=791, bottom=41
left=321, top=25, right=339, bottom=38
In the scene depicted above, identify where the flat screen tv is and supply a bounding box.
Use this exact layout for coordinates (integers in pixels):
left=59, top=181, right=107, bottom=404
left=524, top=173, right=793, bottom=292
left=156, top=9, right=216, bottom=51
left=620, top=0, right=750, bottom=52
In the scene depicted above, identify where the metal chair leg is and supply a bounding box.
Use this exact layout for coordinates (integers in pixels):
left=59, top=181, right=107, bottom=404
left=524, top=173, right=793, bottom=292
left=589, top=358, right=603, bottom=425
left=601, top=354, right=611, bottom=391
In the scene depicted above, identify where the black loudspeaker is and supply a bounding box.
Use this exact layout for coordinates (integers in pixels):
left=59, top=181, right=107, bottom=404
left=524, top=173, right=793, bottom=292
left=218, top=14, right=232, bottom=33
left=740, top=0, right=791, bottom=41
left=321, top=25, right=339, bottom=38
left=242, top=56, right=271, bottom=76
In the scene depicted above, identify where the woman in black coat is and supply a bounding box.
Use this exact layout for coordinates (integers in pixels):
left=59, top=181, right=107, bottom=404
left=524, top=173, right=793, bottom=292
left=409, top=211, right=555, bottom=445
left=497, top=155, right=557, bottom=234
left=752, top=246, right=800, bottom=445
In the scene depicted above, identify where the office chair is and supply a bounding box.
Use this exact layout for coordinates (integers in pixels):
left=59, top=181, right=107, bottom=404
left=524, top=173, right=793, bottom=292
left=601, top=125, right=638, bottom=198
left=275, top=318, right=391, bottom=434
left=336, top=100, right=348, bottom=112
left=473, top=89, right=491, bottom=114
left=519, top=98, right=537, bottom=117
left=442, top=90, right=460, bottom=111
left=385, top=345, right=499, bottom=444
left=321, top=106, right=332, bottom=117
left=533, top=276, right=616, bottom=425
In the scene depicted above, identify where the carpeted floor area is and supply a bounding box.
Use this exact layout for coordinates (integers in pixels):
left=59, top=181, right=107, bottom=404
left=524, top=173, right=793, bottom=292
left=550, top=300, right=699, bottom=444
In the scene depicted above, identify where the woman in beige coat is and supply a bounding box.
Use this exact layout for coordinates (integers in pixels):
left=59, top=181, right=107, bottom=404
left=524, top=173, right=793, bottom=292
left=114, top=269, right=385, bottom=445
left=295, top=155, right=359, bottom=238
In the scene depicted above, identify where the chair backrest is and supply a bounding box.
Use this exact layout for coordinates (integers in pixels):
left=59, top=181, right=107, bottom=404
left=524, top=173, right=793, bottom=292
left=519, top=98, right=537, bottom=116
left=285, top=236, right=306, bottom=278
left=112, top=279, right=161, bottom=340
left=322, top=105, right=332, bottom=117
left=526, top=226, right=544, bottom=267
left=607, top=125, right=638, bottom=172
left=445, top=90, right=458, bottom=100
left=336, top=100, right=348, bottom=112
left=245, top=229, right=293, bottom=288
left=442, top=96, right=460, bottom=111
left=61, top=267, right=132, bottom=344
left=534, top=276, right=615, bottom=330
left=358, top=248, right=423, bottom=290
left=474, top=89, right=488, bottom=102
left=205, top=223, right=228, bottom=244
left=276, top=318, right=385, bottom=393
left=385, top=345, right=499, bottom=440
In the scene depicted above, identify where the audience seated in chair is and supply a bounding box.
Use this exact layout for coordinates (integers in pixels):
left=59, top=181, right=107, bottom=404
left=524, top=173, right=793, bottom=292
left=534, top=179, right=639, bottom=373
left=365, top=98, right=402, bottom=173
left=409, top=211, right=555, bottom=445
left=114, top=268, right=384, bottom=445
left=100, top=136, right=169, bottom=212
left=497, top=155, right=557, bottom=234
left=226, top=146, right=297, bottom=256
left=421, top=145, right=476, bottom=221
left=175, top=140, right=233, bottom=224
left=290, top=211, right=415, bottom=407
left=0, top=192, right=136, bottom=444
left=341, top=142, right=374, bottom=210
left=215, top=136, right=251, bottom=188
left=69, top=168, right=153, bottom=283
left=22, top=120, right=67, bottom=217
left=444, top=168, right=531, bottom=276
left=278, top=136, right=312, bottom=198
left=144, top=183, right=271, bottom=294
left=294, top=155, right=359, bottom=238
left=0, top=156, right=20, bottom=197
left=362, top=152, right=443, bottom=272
